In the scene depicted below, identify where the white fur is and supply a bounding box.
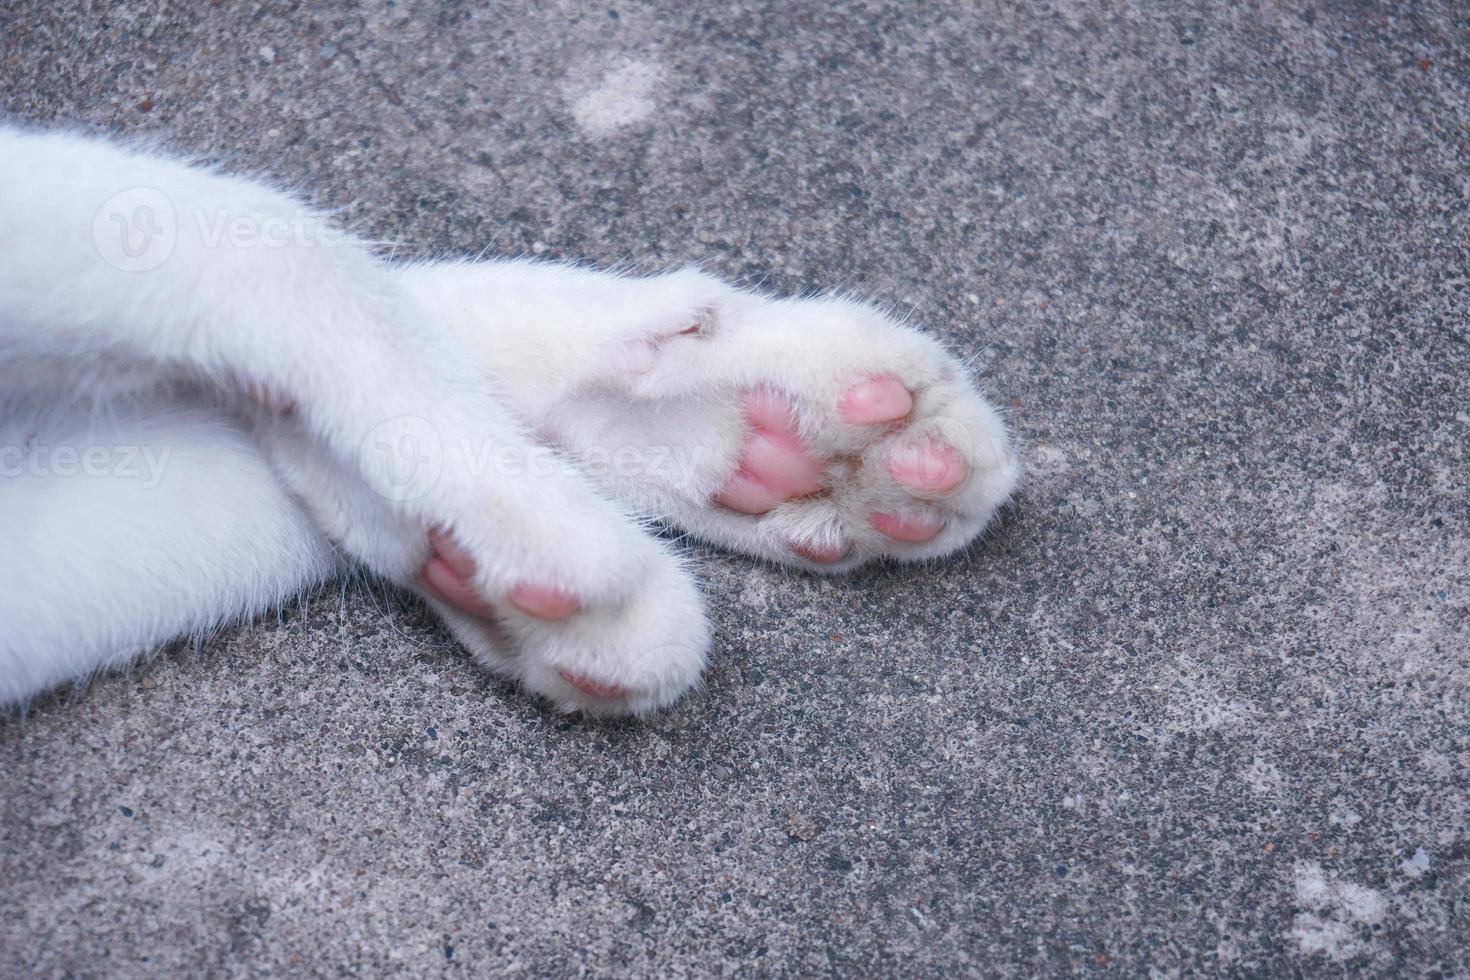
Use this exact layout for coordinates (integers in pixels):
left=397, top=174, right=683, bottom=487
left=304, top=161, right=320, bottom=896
left=0, top=125, right=1017, bottom=714
left=399, top=261, right=1020, bottom=571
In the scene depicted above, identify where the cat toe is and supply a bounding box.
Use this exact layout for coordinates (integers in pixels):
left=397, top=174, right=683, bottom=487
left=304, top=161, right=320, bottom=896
left=885, top=439, right=970, bottom=498
left=509, top=583, right=581, bottom=620
left=713, top=388, right=827, bottom=514
left=838, top=375, right=913, bottom=424
left=421, top=530, right=583, bottom=622
left=558, top=669, right=629, bottom=700
left=869, top=510, right=947, bottom=543
left=790, top=538, right=850, bottom=564
left=418, top=548, right=498, bottom=620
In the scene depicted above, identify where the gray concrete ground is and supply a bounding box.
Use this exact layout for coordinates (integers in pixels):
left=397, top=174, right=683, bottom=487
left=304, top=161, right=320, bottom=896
left=2, top=1, right=1467, bottom=975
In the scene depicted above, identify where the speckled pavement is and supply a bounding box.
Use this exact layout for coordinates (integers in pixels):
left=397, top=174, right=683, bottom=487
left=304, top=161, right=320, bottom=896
left=2, top=2, right=1467, bottom=975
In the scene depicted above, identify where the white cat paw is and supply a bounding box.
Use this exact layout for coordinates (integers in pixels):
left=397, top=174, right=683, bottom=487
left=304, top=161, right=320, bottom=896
left=541, top=286, right=1020, bottom=571
left=257, top=412, right=709, bottom=717
left=416, top=526, right=708, bottom=717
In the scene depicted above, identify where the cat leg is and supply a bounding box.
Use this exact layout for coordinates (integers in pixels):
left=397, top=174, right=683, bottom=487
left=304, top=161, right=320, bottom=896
left=250, top=410, right=707, bottom=714
left=0, top=128, right=707, bottom=714
left=0, top=396, right=339, bottom=706
left=399, top=260, right=1021, bottom=572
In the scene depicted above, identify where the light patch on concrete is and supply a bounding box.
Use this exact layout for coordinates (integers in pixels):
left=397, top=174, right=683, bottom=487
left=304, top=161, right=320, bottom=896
left=1027, top=444, right=1068, bottom=469
left=1291, top=861, right=1389, bottom=961
left=1158, top=659, right=1261, bottom=736
left=1294, top=916, right=1360, bottom=959
left=569, top=60, right=666, bottom=136
left=738, top=571, right=776, bottom=612
left=1400, top=847, right=1431, bottom=880
left=1241, top=757, right=1283, bottom=796
left=1024, top=444, right=1072, bottom=491
left=1329, top=799, right=1363, bottom=828
left=1286, top=478, right=1469, bottom=685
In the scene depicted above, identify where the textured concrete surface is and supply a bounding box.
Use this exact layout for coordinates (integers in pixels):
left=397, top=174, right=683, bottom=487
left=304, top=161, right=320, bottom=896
left=2, top=1, right=1468, bottom=975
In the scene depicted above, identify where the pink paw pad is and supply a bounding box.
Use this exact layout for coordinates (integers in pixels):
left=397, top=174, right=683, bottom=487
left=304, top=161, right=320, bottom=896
left=509, top=583, right=581, bottom=621
left=714, top=389, right=827, bottom=515
left=887, top=441, right=969, bottom=496
left=419, top=530, right=498, bottom=619
left=870, top=511, right=946, bottom=543
left=558, top=669, right=628, bottom=699
left=791, top=539, right=849, bottom=564
left=839, top=376, right=913, bottom=425
left=419, top=556, right=498, bottom=620
left=420, top=530, right=580, bottom=622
